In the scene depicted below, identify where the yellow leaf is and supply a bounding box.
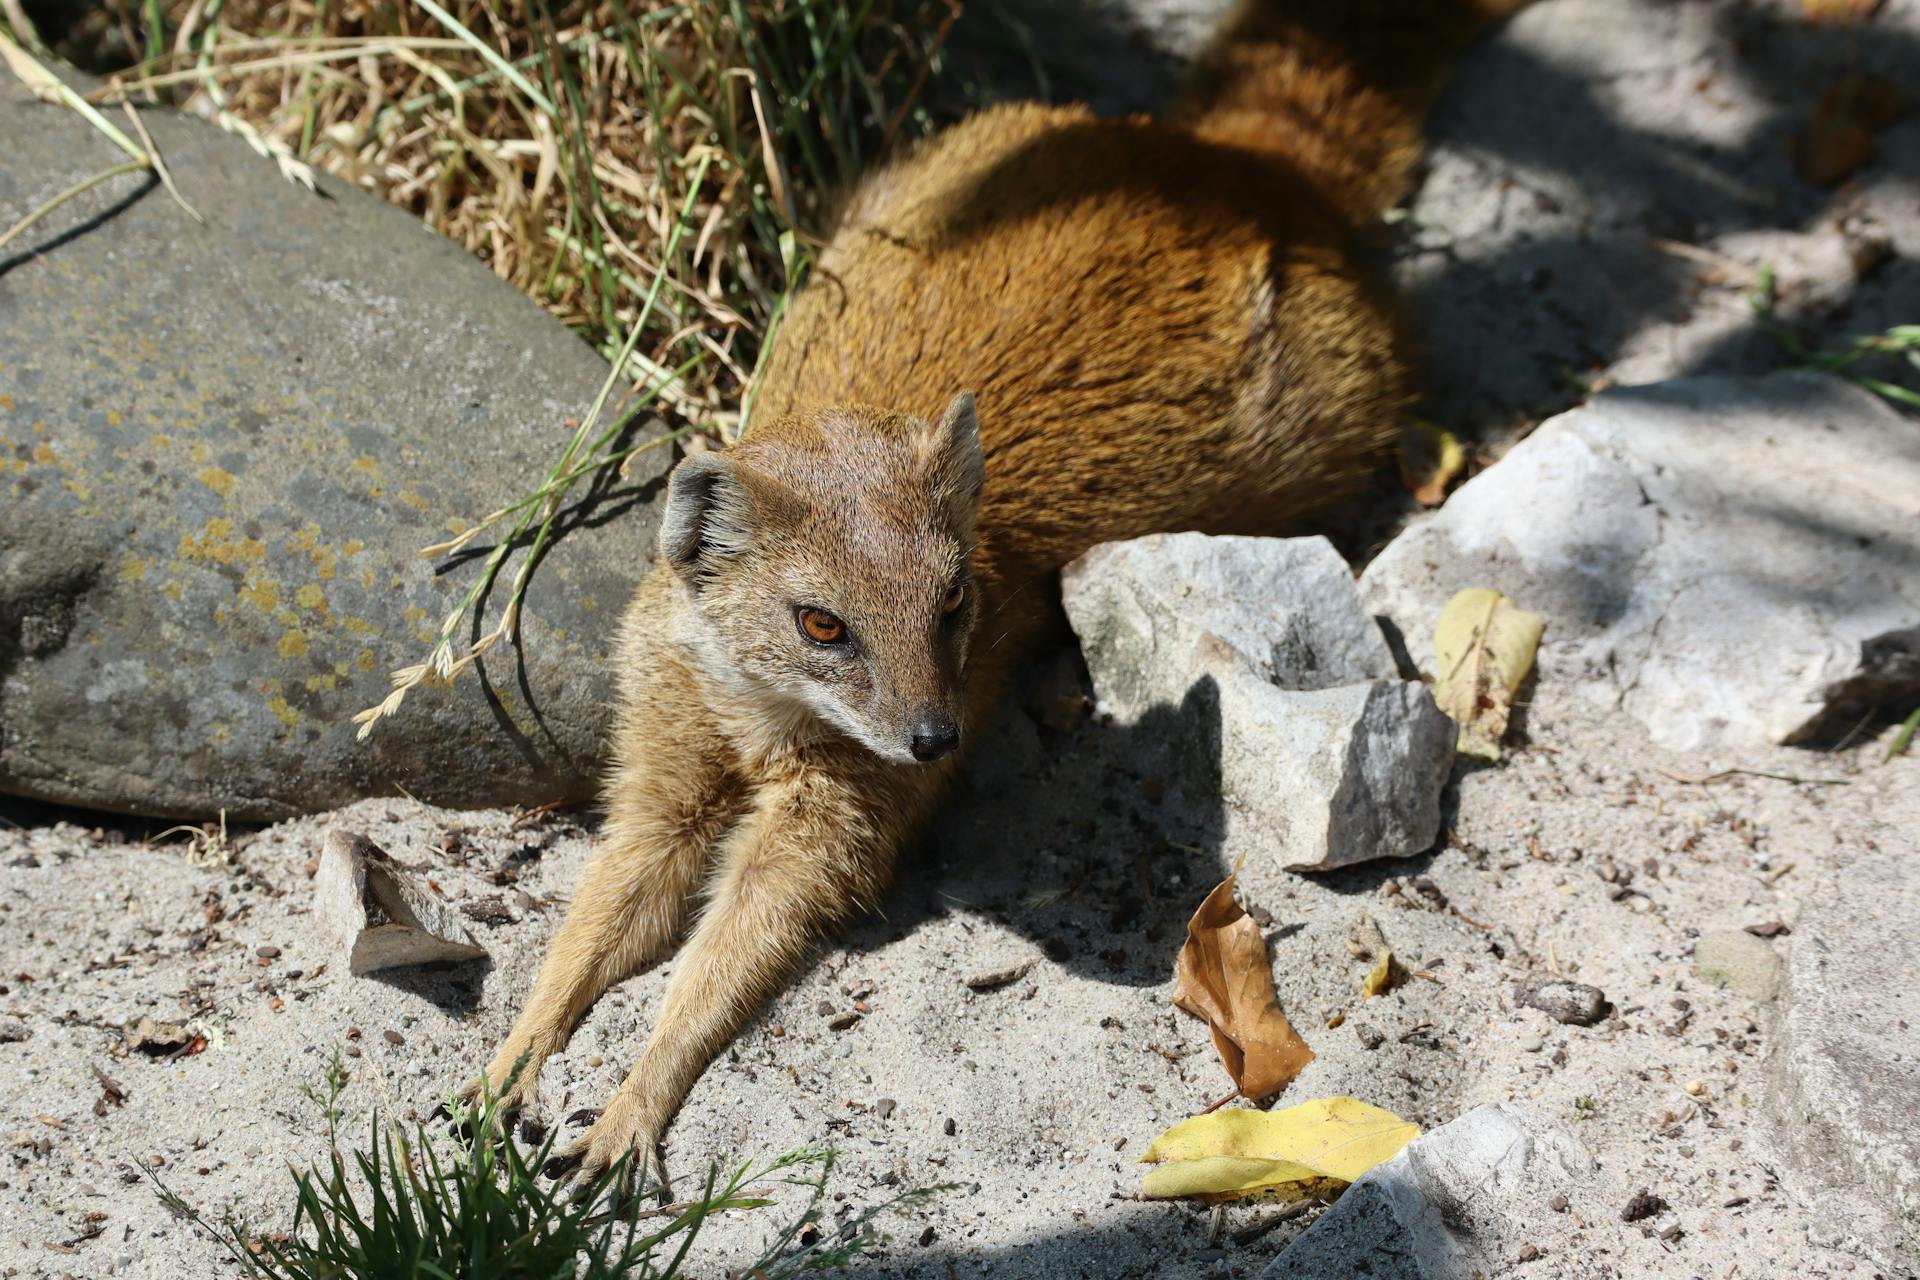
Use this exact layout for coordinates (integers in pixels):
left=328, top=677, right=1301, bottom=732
left=1432, top=587, right=1544, bottom=761
left=1141, top=1097, right=1419, bottom=1203
left=1397, top=422, right=1467, bottom=507
left=1361, top=949, right=1401, bottom=999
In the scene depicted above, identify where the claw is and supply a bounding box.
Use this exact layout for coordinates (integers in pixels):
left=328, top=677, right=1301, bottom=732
left=543, top=1120, right=668, bottom=1212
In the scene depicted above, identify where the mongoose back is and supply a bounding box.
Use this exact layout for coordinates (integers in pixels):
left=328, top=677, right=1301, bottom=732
left=467, top=0, right=1532, bottom=1190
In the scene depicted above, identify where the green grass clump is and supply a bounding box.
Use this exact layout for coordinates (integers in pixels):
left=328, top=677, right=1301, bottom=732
left=146, top=1055, right=933, bottom=1278
left=1750, top=264, right=1920, bottom=412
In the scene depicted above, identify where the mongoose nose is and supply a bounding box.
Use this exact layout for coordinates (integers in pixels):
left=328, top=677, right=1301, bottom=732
left=909, top=712, right=960, bottom=762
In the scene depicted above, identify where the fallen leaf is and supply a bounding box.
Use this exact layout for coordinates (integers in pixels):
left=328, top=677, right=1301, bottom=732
left=1361, top=950, right=1403, bottom=999
left=1172, top=869, right=1314, bottom=1102
left=1433, top=587, right=1544, bottom=761
left=1397, top=422, right=1467, bottom=507
left=1141, top=1096, right=1419, bottom=1202
left=1791, top=74, right=1905, bottom=185
left=1802, top=0, right=1884, bottom=22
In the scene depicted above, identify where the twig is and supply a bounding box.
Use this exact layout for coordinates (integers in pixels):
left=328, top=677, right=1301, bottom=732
left=0, top=0, right=46, bottom=54
left=0, top=30, right=145, bottom=159
left=1229, top=1199, right=1315, bottom=1245
left=1659, top=767, right=1850, bottom=787
left=120, top=98, right=202, bottom=223
left=1197, top=1088, right=1239, bottom=1116
left=0, top=159, right=148, bottom=255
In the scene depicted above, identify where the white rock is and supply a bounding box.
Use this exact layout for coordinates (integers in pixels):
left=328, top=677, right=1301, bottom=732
left=1265, top=1103, right=1599, bottom=1279
left=1063, top=533, right=1450, bottom=871
left=1218, top=675, right=1454, bottom=871
left=1361, top=374, right=1920, bottom=751
left=313, top=829, right=487, bottom=975
left=1062, top=533, right=1397, bottom=717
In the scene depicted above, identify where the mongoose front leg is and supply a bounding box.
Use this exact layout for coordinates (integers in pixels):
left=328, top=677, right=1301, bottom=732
left=462, top=714, right=746, bottom=1116
left=551, top=762, right=913, bottom=1196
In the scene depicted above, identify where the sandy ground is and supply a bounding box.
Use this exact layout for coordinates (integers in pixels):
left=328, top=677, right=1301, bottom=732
left=5, top=0, right=1919, bottom=1275
left=2, top=662, right=1913, bottom=1278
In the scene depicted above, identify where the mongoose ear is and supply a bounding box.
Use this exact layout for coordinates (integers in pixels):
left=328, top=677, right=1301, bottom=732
left=928, top=390, right=985, bottom=519
left=661, top=451, right=753, bottom=577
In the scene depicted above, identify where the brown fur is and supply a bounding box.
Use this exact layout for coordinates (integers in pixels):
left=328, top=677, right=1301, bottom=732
left=465, top=0, right=1530, bottom=1189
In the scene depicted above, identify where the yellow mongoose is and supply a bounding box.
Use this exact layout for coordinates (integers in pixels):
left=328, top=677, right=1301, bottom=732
left=466, top=0, right=1530, bottom=1189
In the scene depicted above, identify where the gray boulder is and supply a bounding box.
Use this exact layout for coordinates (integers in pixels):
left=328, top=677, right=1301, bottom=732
left=1265, top=1103, right=1599, bottom=1279
left=1361, top=374, right=1920, bottom=752
left=1693, top=931, right=1782, bottom=1001
left=1770, top=785, right=1920, bottom=1254
left=0, top=84, right=671, bottom=819
left=1063, top=534, right=1452, bottom=871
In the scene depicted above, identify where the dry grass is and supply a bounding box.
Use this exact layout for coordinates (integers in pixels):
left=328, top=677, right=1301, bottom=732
left=82, top=0, right=955, bottom=427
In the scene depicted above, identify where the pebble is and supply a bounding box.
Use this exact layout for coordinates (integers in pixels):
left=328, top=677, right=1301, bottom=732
left=827, top=1011, right=861, bottom=1031
left=383, top=1029, right=405, bottom=1046
left=1520, top=1032, right=1546, bottom=1053
left=1548, top=1193, right=1569, bottom=1213
left=1683, top=1079, right=1706, bottom=1096
left=255, top=946, right=280, bottom=960
left=1621, top=1188, right=1670, bottom=1222
left=1517, top=1242, right=1540, bottom=1262
left=875, top=1098, right=897, bottom=1121
left=963, top=960, right=1036, bottom=991
left=918, top=1226, right=937, bottom=1247
left=1519, top=979, right=1609, bottom=1027
left=944, top=1117, right=957, bottom=1136
left=406, top=1060, right=426, bottom=1077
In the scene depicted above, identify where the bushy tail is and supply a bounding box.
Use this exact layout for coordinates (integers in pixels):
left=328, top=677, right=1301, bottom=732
left=1173, top=0, right=1532, bottom=222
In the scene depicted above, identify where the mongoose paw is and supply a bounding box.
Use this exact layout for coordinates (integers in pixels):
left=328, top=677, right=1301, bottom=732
left=448, top=1048, right=543, bottom=1140
left=544, top=1109, right=670, bottom=1207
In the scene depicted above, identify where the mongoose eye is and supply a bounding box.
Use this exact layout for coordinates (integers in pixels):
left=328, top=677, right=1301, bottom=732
left=796, top=607, right=849, bottom=646
left=941, top=581, right=966, bottom=614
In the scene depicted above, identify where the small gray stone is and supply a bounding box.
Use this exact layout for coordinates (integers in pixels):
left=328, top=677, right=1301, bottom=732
left=1520, top=979, right=1608, bottom=1027
left=1361, top=374, right=1920, bottom=752
left=1520, top=1032, right=1545, bottom=1053
left=1693, top=931, right=1782, bottom=1000
left=963, top=959, right=1036, bottom=991
left=313, top=830, right=487, bottom=975
left=1265, top=1104, right=1598, bottom=1279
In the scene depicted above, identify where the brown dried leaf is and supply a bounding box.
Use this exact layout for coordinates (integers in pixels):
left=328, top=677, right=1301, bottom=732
left=1802, top=0, right=1884, bottom=23
left=1397, top=422, right=1467, bottom=507
left=1792, top=74, right=1906, bottom=185
left=1172, top=871, right=1315, bottom=1101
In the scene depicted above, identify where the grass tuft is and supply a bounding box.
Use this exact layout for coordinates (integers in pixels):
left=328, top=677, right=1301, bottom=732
left=1750, top=263, right=1920, bottom=412
left=145, top=1052, right=939, bottom=1277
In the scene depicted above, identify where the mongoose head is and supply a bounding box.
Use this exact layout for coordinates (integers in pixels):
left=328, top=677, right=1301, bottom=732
left=660, top=391, right=984, bottom=765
